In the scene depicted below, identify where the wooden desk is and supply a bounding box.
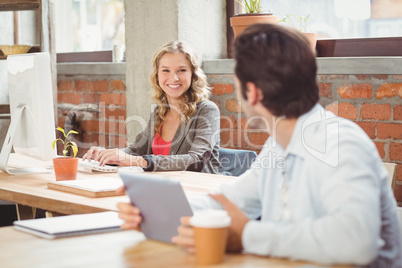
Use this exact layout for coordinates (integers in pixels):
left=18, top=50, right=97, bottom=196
left=0, top=154, right=235, bottom=215
left=0, top=226, right=352, bottom=268
left=0, top=155, right=354, bottom=268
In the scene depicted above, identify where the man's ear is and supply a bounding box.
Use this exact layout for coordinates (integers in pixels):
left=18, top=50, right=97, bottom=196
left=245, top=82, right=262, bottom=106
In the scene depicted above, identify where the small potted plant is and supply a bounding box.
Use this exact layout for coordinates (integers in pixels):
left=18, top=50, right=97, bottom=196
left=230, top=0, right=279, bottom=37
left=52, top=126, right=79, bottom=181
left=280, top=14, right=317, bottom=53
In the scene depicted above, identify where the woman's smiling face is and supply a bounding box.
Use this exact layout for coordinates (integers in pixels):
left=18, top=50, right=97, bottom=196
left=157, top=52, right=192, bottom=105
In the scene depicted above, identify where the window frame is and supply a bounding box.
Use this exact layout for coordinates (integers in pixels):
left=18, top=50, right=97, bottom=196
left=57, top=50, right=112, bottom=63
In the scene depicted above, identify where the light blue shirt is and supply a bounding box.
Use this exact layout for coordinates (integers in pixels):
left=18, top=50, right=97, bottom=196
left=190, top=104, right=401, bottom=267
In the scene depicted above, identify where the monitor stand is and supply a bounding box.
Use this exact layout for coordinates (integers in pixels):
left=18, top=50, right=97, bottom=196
left=0, top=104, right=52, bottom=175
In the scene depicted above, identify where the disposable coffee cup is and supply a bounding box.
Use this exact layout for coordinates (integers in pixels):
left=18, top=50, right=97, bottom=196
left=190, top=209, right=231, bottom=265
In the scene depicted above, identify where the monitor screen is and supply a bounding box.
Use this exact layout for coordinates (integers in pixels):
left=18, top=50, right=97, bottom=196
left=0, top=52, right=56, bottom=174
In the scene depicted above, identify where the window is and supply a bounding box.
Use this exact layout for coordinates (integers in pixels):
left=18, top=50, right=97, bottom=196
left=54, top=0, right=125, bottom=62
left=263, top=0, right=402, bottom=39
left=226, top=0, right=402, bottom=57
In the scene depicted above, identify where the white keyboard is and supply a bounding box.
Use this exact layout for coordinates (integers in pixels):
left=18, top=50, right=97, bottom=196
left=78, top=159, right=119, bottom=173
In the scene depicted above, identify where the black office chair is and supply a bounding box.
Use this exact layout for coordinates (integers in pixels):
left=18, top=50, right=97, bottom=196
left=218, top=148, right=257, bottom=176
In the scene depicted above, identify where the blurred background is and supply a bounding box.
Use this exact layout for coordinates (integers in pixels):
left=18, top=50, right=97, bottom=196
left=54, top=0, right=125, bottom=53
left=264, top=0, right=402, bottom=39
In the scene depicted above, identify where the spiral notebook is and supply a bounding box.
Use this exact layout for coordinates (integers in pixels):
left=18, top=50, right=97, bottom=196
left=13, top=211, right=124, bottom=239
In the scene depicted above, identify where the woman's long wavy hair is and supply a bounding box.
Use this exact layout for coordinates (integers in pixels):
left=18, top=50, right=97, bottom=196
left=150, top=41, right=210, bottom=134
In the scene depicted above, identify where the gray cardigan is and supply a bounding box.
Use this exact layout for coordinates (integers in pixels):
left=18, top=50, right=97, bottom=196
left=123, top=100, right=220, bottom=174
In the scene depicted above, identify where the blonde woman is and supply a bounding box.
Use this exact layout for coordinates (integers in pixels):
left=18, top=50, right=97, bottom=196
left=82, top=41, right=220, bottom=173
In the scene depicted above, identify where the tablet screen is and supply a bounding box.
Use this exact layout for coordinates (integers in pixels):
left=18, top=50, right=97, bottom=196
left=119, top=171, right=193, bottom=243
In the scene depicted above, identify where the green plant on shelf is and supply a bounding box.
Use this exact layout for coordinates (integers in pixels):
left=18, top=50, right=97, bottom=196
left=235, top=0, right=263, bottom=14
left=280, top=14, right=311, bottom=32
left=52, top=126, right=79, bottom=157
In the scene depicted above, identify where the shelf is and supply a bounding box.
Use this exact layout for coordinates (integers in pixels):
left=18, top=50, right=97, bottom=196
left=0, top=45, right=41, bottom=60
left=0, top=0, right=40, bottom=11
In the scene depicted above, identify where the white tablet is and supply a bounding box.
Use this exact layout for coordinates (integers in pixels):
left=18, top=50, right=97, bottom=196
left=119, top=171, right=193, bottom=243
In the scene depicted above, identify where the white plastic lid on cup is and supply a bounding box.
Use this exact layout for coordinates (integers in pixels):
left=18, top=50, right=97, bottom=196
left=190, top=209, right=231, bottom=228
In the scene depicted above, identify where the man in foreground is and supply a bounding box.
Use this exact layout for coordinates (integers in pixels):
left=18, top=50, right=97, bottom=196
left=119, top=24, right=401, bottom=267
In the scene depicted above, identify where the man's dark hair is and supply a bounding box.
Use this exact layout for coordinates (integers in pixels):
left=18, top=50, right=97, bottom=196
left=233, top=24, right=319, bottom=118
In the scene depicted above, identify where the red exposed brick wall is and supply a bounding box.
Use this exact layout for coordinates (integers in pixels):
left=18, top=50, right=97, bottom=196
left=208, top=74, right=402, bottom=205
left=57, top=75, right=126, bottom=157
left=209, top=79, right=269, bottom=153
left=56, top=72, right=402, bottom=204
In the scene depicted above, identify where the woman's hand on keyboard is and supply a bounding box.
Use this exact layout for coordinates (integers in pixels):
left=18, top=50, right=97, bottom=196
left=96, top=148, right=147, bottom=168
left=96, top=148, right=131, bottom=166
left=83, top=147, right=147, bottom=168
left=82, top=147, right=106, bottom=162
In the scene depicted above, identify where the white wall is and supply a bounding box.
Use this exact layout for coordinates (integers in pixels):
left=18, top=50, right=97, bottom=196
left=178, top=0, right=227, bottom=61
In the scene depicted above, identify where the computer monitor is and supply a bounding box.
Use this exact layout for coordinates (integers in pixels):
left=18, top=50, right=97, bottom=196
left=0, top=52, right=56, bottom=174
